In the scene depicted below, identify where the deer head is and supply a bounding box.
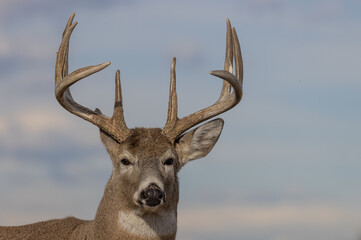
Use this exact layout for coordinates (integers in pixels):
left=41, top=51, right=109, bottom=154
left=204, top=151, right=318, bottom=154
left=55, top=13, right=243, bottom=239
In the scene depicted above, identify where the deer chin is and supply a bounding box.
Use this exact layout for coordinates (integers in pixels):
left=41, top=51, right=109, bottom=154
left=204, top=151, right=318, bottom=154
left=118, top=209, right=177, bottom=238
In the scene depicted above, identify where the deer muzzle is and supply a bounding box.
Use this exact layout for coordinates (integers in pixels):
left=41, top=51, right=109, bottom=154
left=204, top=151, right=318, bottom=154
left=139, top=183, right=165, bottom=207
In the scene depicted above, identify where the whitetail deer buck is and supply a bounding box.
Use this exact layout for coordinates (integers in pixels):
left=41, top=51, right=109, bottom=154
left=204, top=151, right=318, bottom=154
left=0, top=13, right=243, bottom=240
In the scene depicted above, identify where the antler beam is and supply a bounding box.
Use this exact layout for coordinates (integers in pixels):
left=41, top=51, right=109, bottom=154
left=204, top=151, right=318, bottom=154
left=55, top=13, right=131, bottom=143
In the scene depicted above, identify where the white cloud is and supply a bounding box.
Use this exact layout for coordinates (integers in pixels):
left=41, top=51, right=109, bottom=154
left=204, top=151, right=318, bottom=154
left=14, top=110, right=71, bottom=136
left=0, top=108, right=101, bottom=149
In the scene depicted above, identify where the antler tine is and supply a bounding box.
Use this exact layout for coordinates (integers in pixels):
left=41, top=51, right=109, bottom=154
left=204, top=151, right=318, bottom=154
left=219, top=18, right=233, bottom=100
left=55, top=13, right=130, bottom=143
left=232, top=27, right=243, bottom=87
left=162, top=19, right=243, bottom=140
left=163, top=58, right=178, bottom=134
left=111, top=70, right=131, bottom=137
left=55, top=13, right=76, bottom=86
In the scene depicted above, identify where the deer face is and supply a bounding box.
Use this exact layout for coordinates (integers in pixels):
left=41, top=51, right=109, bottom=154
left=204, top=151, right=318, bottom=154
left=100, top=119, right=224, bottom=213
left=101, top=128, right=178, bottom=212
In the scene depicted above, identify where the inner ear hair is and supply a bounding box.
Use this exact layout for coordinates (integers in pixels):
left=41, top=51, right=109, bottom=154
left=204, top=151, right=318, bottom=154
left=176, top=118, right=224, bottom=164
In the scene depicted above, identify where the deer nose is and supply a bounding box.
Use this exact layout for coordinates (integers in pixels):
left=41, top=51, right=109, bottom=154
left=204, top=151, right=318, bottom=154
left=140, top=183, right=164, bottom=207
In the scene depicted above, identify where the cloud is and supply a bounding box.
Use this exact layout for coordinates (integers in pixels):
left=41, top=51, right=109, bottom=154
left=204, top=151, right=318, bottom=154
left=177, top=203, right=361, bottom=239
left=0, top=109, right=69, bottom=146
left=0, top=108, right=102, bottom=151
left=180, top=204, right=344, bottom=229
left=14, top=110, right=71, bottom=136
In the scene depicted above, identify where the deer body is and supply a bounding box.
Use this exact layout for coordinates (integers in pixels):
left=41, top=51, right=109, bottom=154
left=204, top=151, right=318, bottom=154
left=0, top=13, right=243, bottom=240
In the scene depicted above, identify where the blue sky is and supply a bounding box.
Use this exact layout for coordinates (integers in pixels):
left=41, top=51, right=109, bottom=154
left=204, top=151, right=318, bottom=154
left=0, top=0, right=361, bottom=239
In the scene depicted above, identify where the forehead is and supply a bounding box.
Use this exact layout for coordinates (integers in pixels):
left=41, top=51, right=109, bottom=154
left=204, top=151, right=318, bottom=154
left=122, top=128, right=173, bottom=157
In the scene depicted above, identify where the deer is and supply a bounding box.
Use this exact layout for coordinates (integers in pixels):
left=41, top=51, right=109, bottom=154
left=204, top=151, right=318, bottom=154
left=0, top=13, right=243, bottom=240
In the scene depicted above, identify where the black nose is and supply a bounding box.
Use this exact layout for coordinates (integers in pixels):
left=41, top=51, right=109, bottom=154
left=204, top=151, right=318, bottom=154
left=140, top=184, right=164, bottom=207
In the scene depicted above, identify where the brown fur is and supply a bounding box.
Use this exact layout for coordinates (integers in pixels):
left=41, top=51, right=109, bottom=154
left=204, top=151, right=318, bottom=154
left=0, top=217, right=88, bottom=240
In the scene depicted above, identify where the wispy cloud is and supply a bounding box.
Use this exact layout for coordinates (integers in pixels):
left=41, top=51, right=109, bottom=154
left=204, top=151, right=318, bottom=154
left=180, top=203, right=357, bottom=229
left=0, top=109, right=94, bottom=149
left=178, top=203, right=361, bottom=240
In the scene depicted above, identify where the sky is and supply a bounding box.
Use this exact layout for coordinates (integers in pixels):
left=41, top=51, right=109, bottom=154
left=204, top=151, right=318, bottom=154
left=0, top=0, right=361, bottom=239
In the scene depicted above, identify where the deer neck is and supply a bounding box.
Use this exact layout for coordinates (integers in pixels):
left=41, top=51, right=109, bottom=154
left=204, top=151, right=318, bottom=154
left=93, top=177, right=178, bottom=240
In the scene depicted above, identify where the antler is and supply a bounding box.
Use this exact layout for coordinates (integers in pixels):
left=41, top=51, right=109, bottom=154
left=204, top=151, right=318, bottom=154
left=55, top=13, right=131, bottom=143
left=162, top=19, right=243, bottom=140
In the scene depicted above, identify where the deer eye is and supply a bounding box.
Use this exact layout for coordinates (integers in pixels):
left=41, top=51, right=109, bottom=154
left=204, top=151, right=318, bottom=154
left=164, top=158, right=174, bottom=166
left=120, top=158, right=132, bottom=166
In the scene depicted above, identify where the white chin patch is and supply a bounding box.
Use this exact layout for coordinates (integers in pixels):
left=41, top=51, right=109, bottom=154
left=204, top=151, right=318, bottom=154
left=118, top=210, right=176, bottom=237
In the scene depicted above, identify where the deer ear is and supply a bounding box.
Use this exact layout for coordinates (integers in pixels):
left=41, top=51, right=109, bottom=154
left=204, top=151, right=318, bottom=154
left=175, top=118, right=224, bottom=166
left=100, top=129, right=119, bottom=159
